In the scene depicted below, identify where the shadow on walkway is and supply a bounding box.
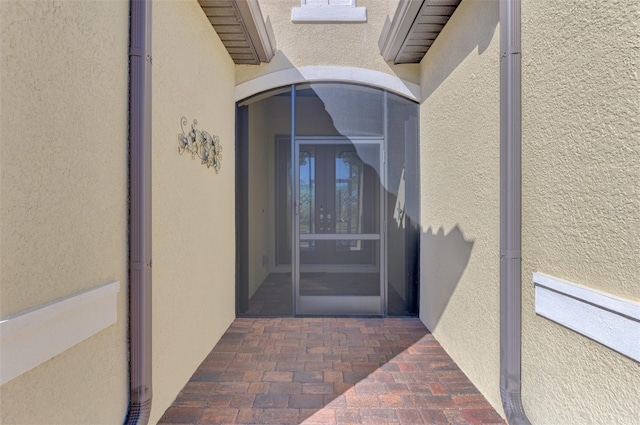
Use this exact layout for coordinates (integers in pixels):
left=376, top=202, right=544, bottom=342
left=158, top=318, right=504, bottom=424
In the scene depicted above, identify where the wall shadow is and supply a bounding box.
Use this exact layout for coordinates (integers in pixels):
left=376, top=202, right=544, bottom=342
left=420, top=225, right=474, bottom=331
left=420, top=0, right=498, bottom=101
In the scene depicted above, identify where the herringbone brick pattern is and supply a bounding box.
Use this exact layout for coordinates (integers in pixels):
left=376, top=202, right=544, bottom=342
left=158, top=318, right=504, bottom=424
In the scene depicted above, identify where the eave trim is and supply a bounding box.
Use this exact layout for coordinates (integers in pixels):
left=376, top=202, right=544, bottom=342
left=379, top=0, right=461, bottom=64
left=378, top=0, right=423, bottom=62
left=233, top=0, right=277, bottom=63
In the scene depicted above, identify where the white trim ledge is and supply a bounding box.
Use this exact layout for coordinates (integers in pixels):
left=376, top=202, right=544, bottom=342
left=0, top=281, right=120, bottom=385
left=235, top=66, right=420, bottom=102
left=533, top=272, right=640, bottom=362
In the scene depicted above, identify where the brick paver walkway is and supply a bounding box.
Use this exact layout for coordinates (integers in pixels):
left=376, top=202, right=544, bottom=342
left=158, top=318, right=505, bottom=424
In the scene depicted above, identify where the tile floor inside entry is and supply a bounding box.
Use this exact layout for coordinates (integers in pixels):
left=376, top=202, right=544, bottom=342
left=242, top=273, right=408, bottom=316
left=158, top=318, right=505, bottom=425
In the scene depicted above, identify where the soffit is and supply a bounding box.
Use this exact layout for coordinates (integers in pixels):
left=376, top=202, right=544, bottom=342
left=198, top=0, right=276, bottom=65
left=379, top=0, right=461, bottom=64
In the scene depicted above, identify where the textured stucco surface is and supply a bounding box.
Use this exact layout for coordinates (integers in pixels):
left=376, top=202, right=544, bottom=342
left=151, top=1, right=237, bottom=423
left=0, top=1, right=129, bottom=423
left=418, top=0, right=503, bottom=417
left=235, top=0, right=419, bottom=86
left=521, top=0, right=640, bottom=423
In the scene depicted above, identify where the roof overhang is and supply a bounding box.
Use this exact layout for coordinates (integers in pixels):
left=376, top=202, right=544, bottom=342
left=379, top=0, right=461, bottom=64
left=198, top=0, right=277, bottom=65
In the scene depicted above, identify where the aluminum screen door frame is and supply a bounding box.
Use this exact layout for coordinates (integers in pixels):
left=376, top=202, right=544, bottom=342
left=293, top=136, right=386, bottom=315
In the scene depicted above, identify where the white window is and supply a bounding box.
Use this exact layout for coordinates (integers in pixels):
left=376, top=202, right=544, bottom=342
left=292, top=0, right=366, bottom=23
left=303, top=0, right=354, bottom=5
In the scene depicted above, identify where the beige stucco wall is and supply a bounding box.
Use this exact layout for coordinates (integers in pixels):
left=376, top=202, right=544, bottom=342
left=521, top=0, right=640, bottom=423
left=418, top=0, right=503, bottom=416
left=0, top=0, right=129, bottom=423
left=235, top=0, right=419, bottom=86
left=151, top=1, right=236, bottom=423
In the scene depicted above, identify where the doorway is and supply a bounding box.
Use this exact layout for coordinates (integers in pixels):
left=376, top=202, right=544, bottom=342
left=292, top=138, right=384, bottom=315
left=236, top=83, right=419, bottom=317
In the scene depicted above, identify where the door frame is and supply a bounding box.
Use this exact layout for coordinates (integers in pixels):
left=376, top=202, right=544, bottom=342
left=293, top=136, right=386, bottom=315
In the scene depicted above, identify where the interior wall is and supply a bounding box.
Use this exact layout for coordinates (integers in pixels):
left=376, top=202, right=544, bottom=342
left=520, top=0, right=640, bottom=423
left=151, top=1, right=236, bottom=423
left=235, top=0, right=419, bottom=86
left=0, top=1, right=129, bottom=423
left=418, top=0, right=503, bottom=415
left=248, top=100, right=272, bottom=296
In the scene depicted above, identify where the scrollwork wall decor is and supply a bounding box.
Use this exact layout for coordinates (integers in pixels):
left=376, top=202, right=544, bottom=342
left=178, top=117, right=223, bottom=172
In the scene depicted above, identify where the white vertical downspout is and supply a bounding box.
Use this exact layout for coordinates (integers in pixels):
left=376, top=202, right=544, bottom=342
left=125, top=0, right=153, bottom=424
left=499, top=0, right=531, bottom=423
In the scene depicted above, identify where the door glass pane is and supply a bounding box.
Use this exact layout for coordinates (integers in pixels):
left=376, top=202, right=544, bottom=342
left=299, top=150, right=316, bottom=251
left=335, top=151, right=363, bottom=237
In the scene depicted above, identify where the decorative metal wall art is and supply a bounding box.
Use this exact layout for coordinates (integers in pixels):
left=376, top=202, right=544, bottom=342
left=178, top=117, right=223, bottom=172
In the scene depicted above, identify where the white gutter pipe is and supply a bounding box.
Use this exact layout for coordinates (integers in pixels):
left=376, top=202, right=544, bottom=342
left=125, top=0, right=153, bottom=424
left=499, top=0, right=531, bottom=423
